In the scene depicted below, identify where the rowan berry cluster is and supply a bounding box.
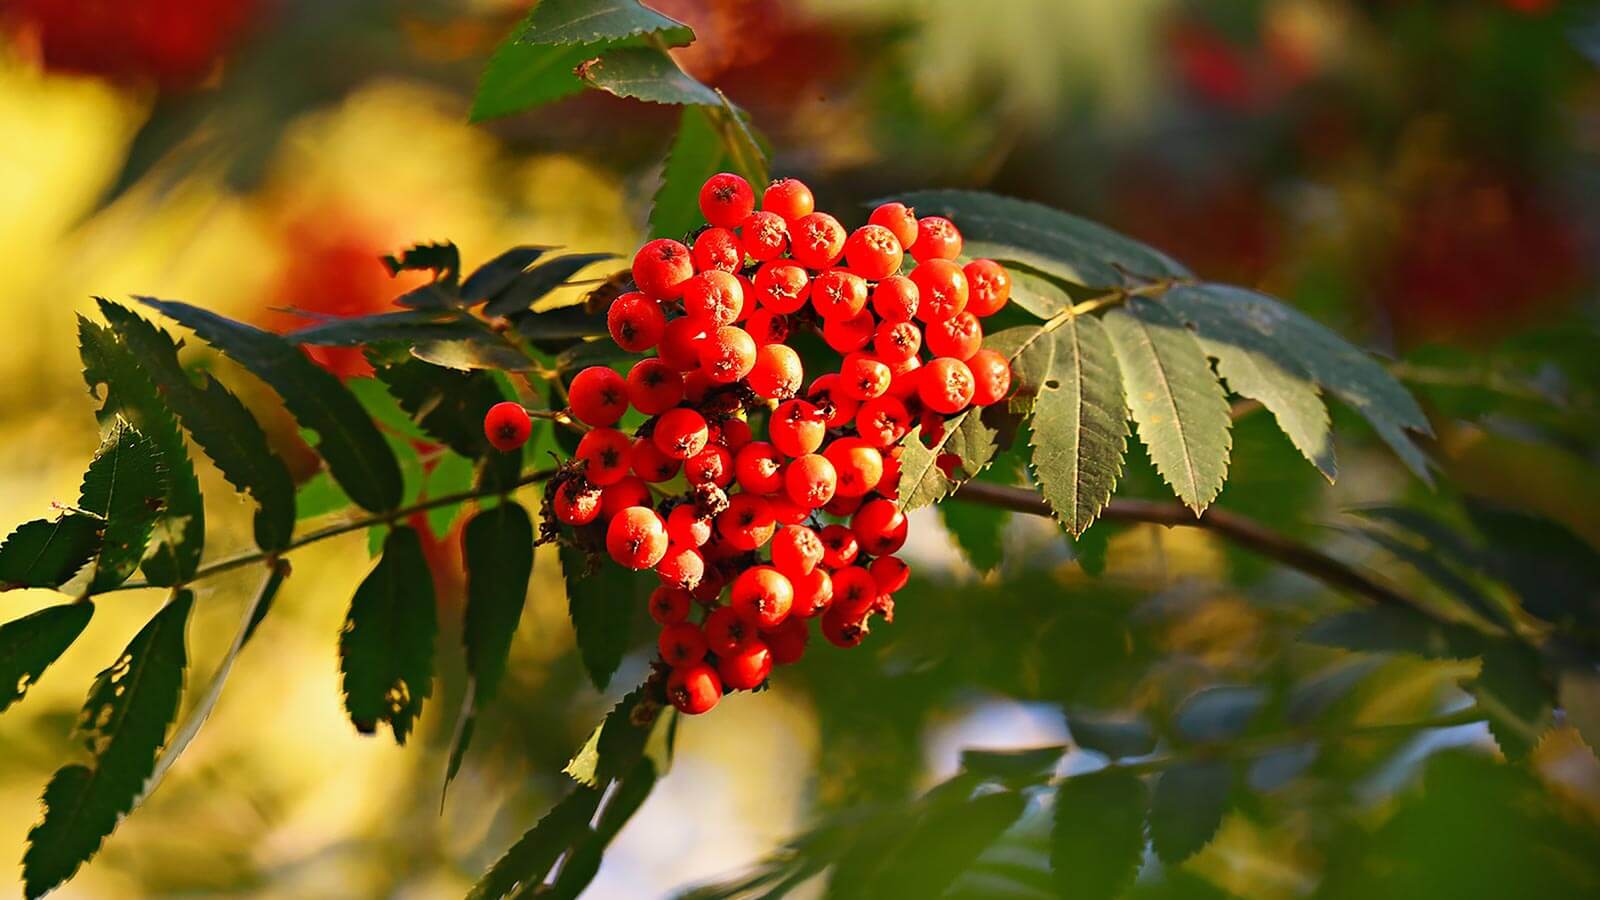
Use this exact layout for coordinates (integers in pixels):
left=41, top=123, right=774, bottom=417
left=482, top=174, right=1013, bottom=716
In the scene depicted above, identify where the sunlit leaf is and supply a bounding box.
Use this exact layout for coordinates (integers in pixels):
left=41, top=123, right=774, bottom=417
left=1031, top=314, right=1128, bottom=534
left=0, top=603, right=94, bottom=713
left=580, top=46, right=721, bottom=106
left=78, top=421, right=168, bottom=592
left=518, top=0, right=691, bottom=46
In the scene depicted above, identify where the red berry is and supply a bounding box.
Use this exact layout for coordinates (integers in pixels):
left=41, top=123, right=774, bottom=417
left=807, top=373, right=860, bottom=428
left=748, top=343, right=804, bottom=399
left=886, top=354, right=923, bottom=401
left=658, top=316, right=709, bottom=371
left=666, top=504, right=713, bottom=547
left=682, top=270, right=746, bottom=326
left=752, top=260, right=810, bottom=313
left=964, top=259, right=1012, bottom=316
left=630, top=437, right=682, bottom=482
left=659, top=621, right=708, bottom=666
left=740, top=210, right=789, bottom=261
left=819, top=524, right=860, bottom=568
left=704, top=606, right=751, bottom=655
left=700, top=325, right=757, bottom=383
left=577, top=427, right=632, bottom=485
left=667, top=663, right=722, bottom=714
left=607, top=292, right=667, bottom=352
left=844, top=224, right=905, bottom=280
left=968, top=348, right=1012, bottom=406
left=718, top=639, right=773, bottom=690
left=483, top=401, right=531, bottom=452
left=607, top=506, right=669, bottom=569
left=699, top=172, right=755, bottom=228
left=685, top=443, right=733, bottom=488
left=872, top=319, right=921, bottom=362
left=730, top=565, right=794, bottom=629
left=924, top=311, right=982, bottom=361
left=831, top=564, right=880, bottom=620
left=790, top=212, right=847, bottom=269
left=600, top=476, right=651, bottom=519
left=823, top=437, right=884, bottom=497
left=692, top=227, right=743, bottom=273
left=552, top=479, right=602, bottom=525
left=626, top=358, right=685, bottom=415
left=879, top=447, right=904, bottom=499
left=718, top=492, right=776, bottom=550
left=719, top=418, right=753, bottom=452
left=823, top=492, right=864, bottom=518
left=569, top=366, right=629, bottom=427
left=855, top=396, right=912, bottom=449
left=872, top=275, right=920, bottom=322
left=762, top=177, right=814, bottom=222
left=790, top=567, right=834, bottom=618
left=767, top=495, right=809, bottom=526
left=839, top=353, right=892, bottom=400
left=653, top=407, right=710, bottom=460
left=870, top=556, right=911, bottom=594
left=785, top=453, right=838, bottom=509
left=649, top=586, right=693, bottom=625
left=822, top=309, right=876, bottom=354
left=734, top=442, right=785, bottom=494
left=919, top=357, right=976, bottom=414
left=820, top=604, right=867, bottom=648
left=746, top=308, right=790, bottom=346
left=910, top=258, right=969, bottom=322
left=868, top=201, right=919, bottom=249
left=769, top=399, right=827, bottom=457
left=911, top=216, right=963, bottom=262
left=763, top=616, right=810, bottom=665
left=771, top=524, right=824, bottom=576
left=852, top=498, right=908, bottom=556
left=810, top=268, right=869, bottom=320
left=633, top=238, right=694, bottom=298
left=656, top=543, right=705, bottom=590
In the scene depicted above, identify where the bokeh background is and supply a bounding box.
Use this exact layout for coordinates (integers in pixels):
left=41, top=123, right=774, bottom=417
left=2, top=0, right=1599, bottom=897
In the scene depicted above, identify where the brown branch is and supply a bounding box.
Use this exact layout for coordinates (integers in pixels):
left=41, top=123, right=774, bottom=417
left=951, top=480, right=1419, bottom=610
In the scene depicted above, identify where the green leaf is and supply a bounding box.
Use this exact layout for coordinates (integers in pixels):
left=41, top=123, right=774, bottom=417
left=465, top=785, right=603, bottom=900
left=1103, top=298, right=1232, bottom=514
left=22, top=591, right=192, bottom=899
left=1149, top=760, right=1231, bottom=864
left=1162, top=284, right=1336, bottom=481
left=883, top=190, right=1191, bottom=288
left=424, top=452, right=476, bottom=535
left=0, top=515, right=102, bottom=591
left=137, top=297, right=402, bottom=513
left=514, top=303, right=613, bottom=346
left=448, top=503, right=535, bottom=794
left=1031, top=314, right=1129, bottom=534
left=381, top=241, right=460, bottom=288
left=98, top=300, right=295, bottom=551
left=0, top=603, right=94, bottom=713
left=338, top=526, right=438, bottom=743
left=651, top=103, right=769, bottom=241
left=1350, top=525, right=1513, bottom=629
left=471, top=38, right=600, bottom=122
left=1167, top=284, right=1432, bottom=482
left=1050, top=770, right=1148, bottom=900
left=850, top=790, right=1027, bottom=899
left=79, top=420, right=169, bottom=592
left=461, top=246, right=556, bottom=303
left=1558, top=666, right=1600, bottom=757
left=940, top=464, right=1011, bottom=575
left=1470, top=642, right=1552, bottom=761
left=560, top=541, right=650, bottom=691
left=373, top=356, right=510, bottom=458
left=284, top=310, right=486, bottom=346
left=1066, top=711, right=1157, bottom=758
left=580, top=46, right=721, bottom=106
left=1006, top=266, right=1075, bottom=319
left=1174, top=686, right=1267, bottom=743
left=547, top=759, right=660, bottom=900
left=959, top=745, right=1064, bottom=788
left=79, top=316, right=204, bottom=585
left=519, top=0, right=692, bottom=46
left=564, top=681, right=663, bottom=787
left=482, top=252, right=619, bottom=317
left=1301, top=607, right=1485, bottom=660
left=140, top=561, right=288, bottom=804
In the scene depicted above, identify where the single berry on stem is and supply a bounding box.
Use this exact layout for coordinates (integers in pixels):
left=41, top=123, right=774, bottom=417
left=483, top=402, right=531, bottom=451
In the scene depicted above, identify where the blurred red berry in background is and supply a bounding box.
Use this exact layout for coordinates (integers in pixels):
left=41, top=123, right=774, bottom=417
left=4, top=0, right=262, bottom=89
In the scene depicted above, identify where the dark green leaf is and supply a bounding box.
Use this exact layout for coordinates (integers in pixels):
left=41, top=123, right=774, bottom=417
left=1031, top=314, right=1128, bottom=534
left=138, top=297, right=402, bottom=512
left=519, top=0, right=692, bottom=46
left=564, top=681, right=663, bottom=787
left=381, top=242, right=459, bottom=288
left=580, top=46, right=721, bottom=106
left=548, top=759, right=661, bottom=900
left=465, top=786, right=603, bottom=900
left=1301, top=608, right=1485, bottom=660
left=1350, top=525, right=1513, bottom=629
left=960, top=746, right=1065, bottom=787
left=1168, top=284, right=1432, bottom=482
left=462, top=246, right=557, bottom=302
left=394, top=284, right=460, bottom=310
left=1462, top=499, right=1600, bottom=630
left=1558, top=666, right=1600, bottom=757
left=372, top=356, right=510, bottom=458
left=1163, top=284, right=1336, bottom=481
left=1050, top=769, right=1147, bottom=900
left=1149, top=760, right=1231, bottom=864
left=22, top=591, right=192, bottom=899
left=650, top=103, right=768, bottom=241
left=0, top=603, right=94, bottom=713
left=561, top=541, right=650, bottom=690
left=1067, top=711, right=1157, bottom=758
left=941, top=464, right=1011, bottom=575
left=482, top=253, right=619, bottom=317
left=514, top=303, right=613, bottom=345
left=1174, top=686, right=1266, bottom=743
left=1103, top=298, right=1232, bottom=514
left=79, top=421, right=168, bottom=591
left=1470, top=642, right=1552, bottom=761
left=851, top=790, right=1027, bottom=899
left=338, top=526, right=437, bottom=743
left=79, top=316, right=203, bottom=584
left=98, top=300, right=295, bottom=551
left=284, top=310, right=486, bottom=346
left=0, top=515, right=102, bottom=591
left=883, top=190, right=1191, bottom=288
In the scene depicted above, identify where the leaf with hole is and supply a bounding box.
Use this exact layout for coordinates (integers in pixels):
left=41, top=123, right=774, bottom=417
left=1031, top=313, right=1129, bottom=534
left=0, top=603, right=94, bottom=713
left=338, top=526, right=437, bottom=743
left=78, top=421, right=168, bottom=591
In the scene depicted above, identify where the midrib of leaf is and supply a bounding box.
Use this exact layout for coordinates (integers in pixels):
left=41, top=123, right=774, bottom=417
left=23, top=520, right=90, bottom=580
